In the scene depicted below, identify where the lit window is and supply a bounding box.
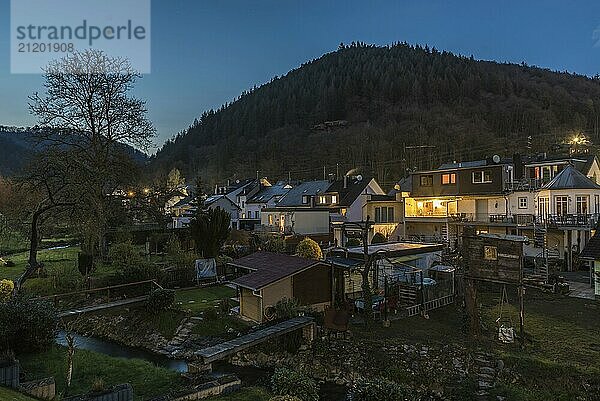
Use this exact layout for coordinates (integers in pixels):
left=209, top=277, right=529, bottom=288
left=518, top=197, right=527, bottom=209
left=319, top=196, right=327, bottom=204
left=268, top=214, right=273, bottom=225
left=302, top=195, right=309, bottom=204
left=442, top=173, right=456, bottom=185
left=331, top=195, right=337, bottom=204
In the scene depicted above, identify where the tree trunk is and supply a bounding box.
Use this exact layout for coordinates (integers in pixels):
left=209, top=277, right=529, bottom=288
left=464, top=278, right=480, bottom=337
left=15, top=209, right=42, bottom=291
left=66, top=332, right=75, bottom=388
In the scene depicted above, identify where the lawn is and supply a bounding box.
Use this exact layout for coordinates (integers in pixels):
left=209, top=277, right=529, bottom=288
left=0, top=387, right=39, bottom=401
left=19, top=345, right=184, bottom=400
left=175, top=286, right=237, bottom=315
left=0, top=246, right=80, bottom=283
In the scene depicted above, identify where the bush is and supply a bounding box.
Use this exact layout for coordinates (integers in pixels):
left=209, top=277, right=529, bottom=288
left=350, top=377, right=410, bottom=401
left=0, top=279, right=14, bottom=302
left=295, top=238, right=322, bottom=260
left=269, top=396, right=302, bottom=401
left=271, top=368, right=319, bottom=401
left=274, top=298, right=302, bottom=320
left=371, top=232, right=387, bottom=244
left=250, top=233, right=286, bottom=253
left=146, top=288, right=175, bottom=312
left=0, top=295, right=58, bottom=353
left=110, top=242, right=159, bottom=282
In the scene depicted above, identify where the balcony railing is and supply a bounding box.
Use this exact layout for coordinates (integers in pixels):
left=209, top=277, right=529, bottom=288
left=445, top=213, right=599, bottom=228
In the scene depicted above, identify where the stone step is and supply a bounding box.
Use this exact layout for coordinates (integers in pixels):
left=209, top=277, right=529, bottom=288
left=479, top=366, right=496, bottom=375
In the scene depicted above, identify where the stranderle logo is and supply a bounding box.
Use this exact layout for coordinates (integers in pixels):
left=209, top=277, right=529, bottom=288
left=10, top=0, right=151, bottom=74
left=15, top=20, right=147, bottom=47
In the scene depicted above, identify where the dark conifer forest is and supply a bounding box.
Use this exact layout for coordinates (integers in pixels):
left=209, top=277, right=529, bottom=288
left=153, top=42, right=600, bottom=186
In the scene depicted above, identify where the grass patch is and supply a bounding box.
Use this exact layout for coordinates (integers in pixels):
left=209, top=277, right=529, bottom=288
left=0, top=246, right=80, bottom=285
left=0, top=387, right=39, bottom=401
left=206, top=386, right=271, bottom=401
left=19, top=345, right=183, bottom=400
left=175, top=286, right=236, bottom=315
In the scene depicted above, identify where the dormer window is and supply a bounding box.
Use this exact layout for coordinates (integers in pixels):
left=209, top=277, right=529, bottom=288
left=420, top=175, right=433, bottom=187
left=472, top=171, right=492, bottom=184
left=441, top=173, right=456, bottom=185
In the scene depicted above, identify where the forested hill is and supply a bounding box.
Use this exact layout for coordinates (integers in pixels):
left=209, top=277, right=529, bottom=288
left=0, top=126, right=148, bottom=176
left=153, top=42, right=600, bottom=188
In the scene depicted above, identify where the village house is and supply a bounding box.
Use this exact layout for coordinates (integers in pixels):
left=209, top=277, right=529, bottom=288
left=230, top=252, right=333, bottom=322
left=238, top=181, right=292, bottom=231
left=260, top=180, right=332, bottom=237
left=401, top=153, right=600, bottom=272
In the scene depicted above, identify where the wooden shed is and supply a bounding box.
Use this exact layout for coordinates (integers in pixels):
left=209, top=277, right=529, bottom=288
left=230, top=252, right=332, bottom=322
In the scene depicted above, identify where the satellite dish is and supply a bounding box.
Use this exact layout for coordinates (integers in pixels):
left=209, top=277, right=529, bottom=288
left=492, top=155, right=501, bottom=164
left=356, top=175, right=363, bottom=181
left=394, top=184, right=401, bottom=191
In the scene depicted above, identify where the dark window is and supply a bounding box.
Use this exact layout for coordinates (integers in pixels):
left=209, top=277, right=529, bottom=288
left=420, top=175, right=433, bottom=186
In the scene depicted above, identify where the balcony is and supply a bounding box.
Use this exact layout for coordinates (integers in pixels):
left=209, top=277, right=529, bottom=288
left=445, top=213, right=598, bottom=228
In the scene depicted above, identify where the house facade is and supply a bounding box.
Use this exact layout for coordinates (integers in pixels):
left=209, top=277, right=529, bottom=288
left=402, top=154, right=600, bottom=271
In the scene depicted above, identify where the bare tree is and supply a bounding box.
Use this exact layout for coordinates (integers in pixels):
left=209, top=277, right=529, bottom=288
left=28, top=49, right=155, bottom=261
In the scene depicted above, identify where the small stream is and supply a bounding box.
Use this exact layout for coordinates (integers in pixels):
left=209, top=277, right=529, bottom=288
left=56, top=331, right=348, bottom=400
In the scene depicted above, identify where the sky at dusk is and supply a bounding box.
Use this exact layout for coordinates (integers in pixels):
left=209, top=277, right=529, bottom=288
left=2, top=0, right=600, bottom=153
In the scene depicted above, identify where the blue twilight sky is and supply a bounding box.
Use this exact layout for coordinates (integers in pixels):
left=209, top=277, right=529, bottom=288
left=2, top=0, right=600, bottom=153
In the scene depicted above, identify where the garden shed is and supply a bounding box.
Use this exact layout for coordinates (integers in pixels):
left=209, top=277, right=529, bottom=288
left=230, top=252, right=333, bottom=322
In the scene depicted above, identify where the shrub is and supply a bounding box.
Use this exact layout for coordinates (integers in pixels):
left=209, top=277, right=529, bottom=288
left=295, top=238, right=322, bottom=260
left=0, top=295, right=58, bottom=353
left=371, top=232, right=387, bottom=244
left=90, top=377, right=106, bottom=393
left=110, top=242, right=159, bottom=282
left=271, top=368, right=319, bottom=401
left=204, top=307, right=218, bottom=320
left=269, top=396, right=302, bottom=401
left=274, top=298, right=302, bottom=320
left=4, top=260, right=15, bottom=267
left=350, top=377, right=410, bottom=401
left=251, top=233, right=286, bottom=253
left=0, top=279, right=14, bottom=302
left=146, top=288, right=175, bottom=312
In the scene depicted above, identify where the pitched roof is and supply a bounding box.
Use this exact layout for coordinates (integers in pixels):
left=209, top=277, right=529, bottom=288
left=325, top=176, right=376, bottom=207
left=542, top=165, right=600, bottom=190
left=230, top=252, right=321, bottom=290
left=276, top=180, right=331, bottom=207
left=247, top=183, right=291, bottom=204
left=580, top=234, right=600, bottom=260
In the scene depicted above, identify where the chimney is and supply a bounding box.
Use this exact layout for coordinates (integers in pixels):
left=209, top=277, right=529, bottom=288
left=513, top=153, right=523, bottom=180
left=310, top=195, right=315, bottom=208
left=343, top=175, right=348, bottom=189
